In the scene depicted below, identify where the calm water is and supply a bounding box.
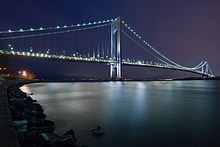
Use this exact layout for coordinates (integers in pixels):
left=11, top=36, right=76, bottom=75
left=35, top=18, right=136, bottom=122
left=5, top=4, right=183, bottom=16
left=21, top=80, right=220, bottom=146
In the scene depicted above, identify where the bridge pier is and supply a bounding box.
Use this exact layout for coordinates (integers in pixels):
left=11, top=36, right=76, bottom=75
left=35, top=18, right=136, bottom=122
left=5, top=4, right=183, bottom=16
left=110, top=16, right=122, bottom=80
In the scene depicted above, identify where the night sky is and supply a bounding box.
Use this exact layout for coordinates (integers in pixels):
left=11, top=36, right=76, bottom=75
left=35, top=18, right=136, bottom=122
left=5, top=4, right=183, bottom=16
left=0, top=0, right=220, bottom=80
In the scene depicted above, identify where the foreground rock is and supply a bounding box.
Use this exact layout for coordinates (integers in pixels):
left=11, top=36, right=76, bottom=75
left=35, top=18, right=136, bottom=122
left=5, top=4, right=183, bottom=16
left=8, top=84, right=78, bottom=147
left=90, top=126, right=104, bottom=136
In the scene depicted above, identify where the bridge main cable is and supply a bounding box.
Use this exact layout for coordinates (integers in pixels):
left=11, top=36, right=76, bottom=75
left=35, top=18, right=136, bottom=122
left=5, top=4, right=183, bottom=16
left=122, top=20, right=207, bottom=70
left=0, top=18, right=114, bottom=34
left=0, top=23, right=110, bottom=40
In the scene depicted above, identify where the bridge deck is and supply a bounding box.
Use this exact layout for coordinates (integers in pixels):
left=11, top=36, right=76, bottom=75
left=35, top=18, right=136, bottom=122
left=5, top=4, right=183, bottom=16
left=0, top=50, right=214, bottom=77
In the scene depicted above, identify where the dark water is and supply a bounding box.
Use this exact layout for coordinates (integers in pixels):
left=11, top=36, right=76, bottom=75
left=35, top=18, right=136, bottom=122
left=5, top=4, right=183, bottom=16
left=21, top=80, right=220, bottom=146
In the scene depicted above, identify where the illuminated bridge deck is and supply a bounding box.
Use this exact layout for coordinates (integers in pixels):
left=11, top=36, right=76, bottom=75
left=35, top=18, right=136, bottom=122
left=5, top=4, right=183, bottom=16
left=0, top=50, right=213, bottom=77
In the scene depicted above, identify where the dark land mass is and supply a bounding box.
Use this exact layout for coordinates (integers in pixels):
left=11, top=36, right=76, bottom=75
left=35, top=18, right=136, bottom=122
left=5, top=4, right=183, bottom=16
left=36, top=76, right=220, bottom=83
left=173, top=76, right=220, bottom=81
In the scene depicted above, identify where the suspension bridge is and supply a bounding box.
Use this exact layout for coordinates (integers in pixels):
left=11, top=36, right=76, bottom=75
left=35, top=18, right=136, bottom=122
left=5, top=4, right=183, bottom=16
left=0, top=17, right=215, bottom=79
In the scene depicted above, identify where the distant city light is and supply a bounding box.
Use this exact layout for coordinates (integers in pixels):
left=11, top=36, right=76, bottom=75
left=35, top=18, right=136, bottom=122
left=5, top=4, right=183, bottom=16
left=22, top=71, right=27, bottom=77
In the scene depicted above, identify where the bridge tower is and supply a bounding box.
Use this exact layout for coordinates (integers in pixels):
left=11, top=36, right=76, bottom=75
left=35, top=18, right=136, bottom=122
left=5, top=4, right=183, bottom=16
left=110, top=16, right=122, bottom=80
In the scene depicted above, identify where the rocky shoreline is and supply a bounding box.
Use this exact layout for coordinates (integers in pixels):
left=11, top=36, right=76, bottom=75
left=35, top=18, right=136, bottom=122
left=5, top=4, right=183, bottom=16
left=7, top=81, right=84, bottom=147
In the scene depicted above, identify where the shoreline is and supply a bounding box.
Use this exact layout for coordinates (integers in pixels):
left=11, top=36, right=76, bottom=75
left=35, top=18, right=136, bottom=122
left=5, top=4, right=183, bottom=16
left=1, top=80, right=79, bottom=147
left=0, top=80, right=35, bottom=147
left=0, top=80, right=19, bottom=147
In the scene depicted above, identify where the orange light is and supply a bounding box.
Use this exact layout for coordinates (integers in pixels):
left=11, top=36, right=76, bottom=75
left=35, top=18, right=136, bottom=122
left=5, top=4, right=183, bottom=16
left=22, top=71, right=27, bottom=77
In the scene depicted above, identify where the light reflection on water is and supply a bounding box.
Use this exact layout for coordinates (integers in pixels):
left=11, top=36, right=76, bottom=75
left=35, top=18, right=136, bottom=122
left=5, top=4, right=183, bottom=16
left=21, top=80, right=220, bottom=146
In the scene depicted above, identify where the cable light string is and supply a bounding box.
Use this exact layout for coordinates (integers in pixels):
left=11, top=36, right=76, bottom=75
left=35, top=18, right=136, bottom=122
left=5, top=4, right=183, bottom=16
left=121, top=20, right=206, bottom=70
left=0, top=23, right=110, bottom=40
left=122, top=30, right=170, bottom=65
left=192, top=61, right=205, bottom=69
left=122, top=21, right=185, bottom=67
left=208, top=65, right=214, bottom=77
left=192, top=61, right=208, bottom=70
left=120, top=31, right=212, bottom=75
left=0, top=18, right=115, bottom=34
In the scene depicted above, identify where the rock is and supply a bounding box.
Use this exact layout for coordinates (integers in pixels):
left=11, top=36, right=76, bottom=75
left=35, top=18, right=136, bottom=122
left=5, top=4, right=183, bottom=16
left=8, top=84, right=79, bottom=147
left=28, top=93, right=34, bottom=95
left=14, top=119, right=28, bottom=125
left=26, top=96, right=37, bottom=103
left=41, top=120, right=55, bottom=133
left=52, top=136, right=77, bottom=147
left=90, top=126, right=104, bottom=136
left=13, top=120, right=28, bottom=132
left=62, top=129, right=77, bottom=144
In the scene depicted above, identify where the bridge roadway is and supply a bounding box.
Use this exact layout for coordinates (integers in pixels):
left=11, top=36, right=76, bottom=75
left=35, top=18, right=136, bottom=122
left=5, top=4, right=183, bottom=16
left=0, top=49, right=211, bottom=77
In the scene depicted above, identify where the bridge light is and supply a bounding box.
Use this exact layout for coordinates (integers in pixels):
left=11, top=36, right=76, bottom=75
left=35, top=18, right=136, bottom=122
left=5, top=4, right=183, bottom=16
left=64, top=25, right=67, bottom=28
left=8, top=30, right=11, bottom=32
left=20, top=29, right=23, bottom=32
left=56, top=26, right=60, bottom=28
left=83, top=23, right=86, bottom=26
left=40, top=27, right=43, bottom=30
left=77, top=24, right=80, bottom=26
left=30, top=28, right=33, bottom=31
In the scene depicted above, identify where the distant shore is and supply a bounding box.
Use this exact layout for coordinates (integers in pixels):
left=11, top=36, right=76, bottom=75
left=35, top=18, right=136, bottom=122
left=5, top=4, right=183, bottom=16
left=33, top=76, right=220, bottom=83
